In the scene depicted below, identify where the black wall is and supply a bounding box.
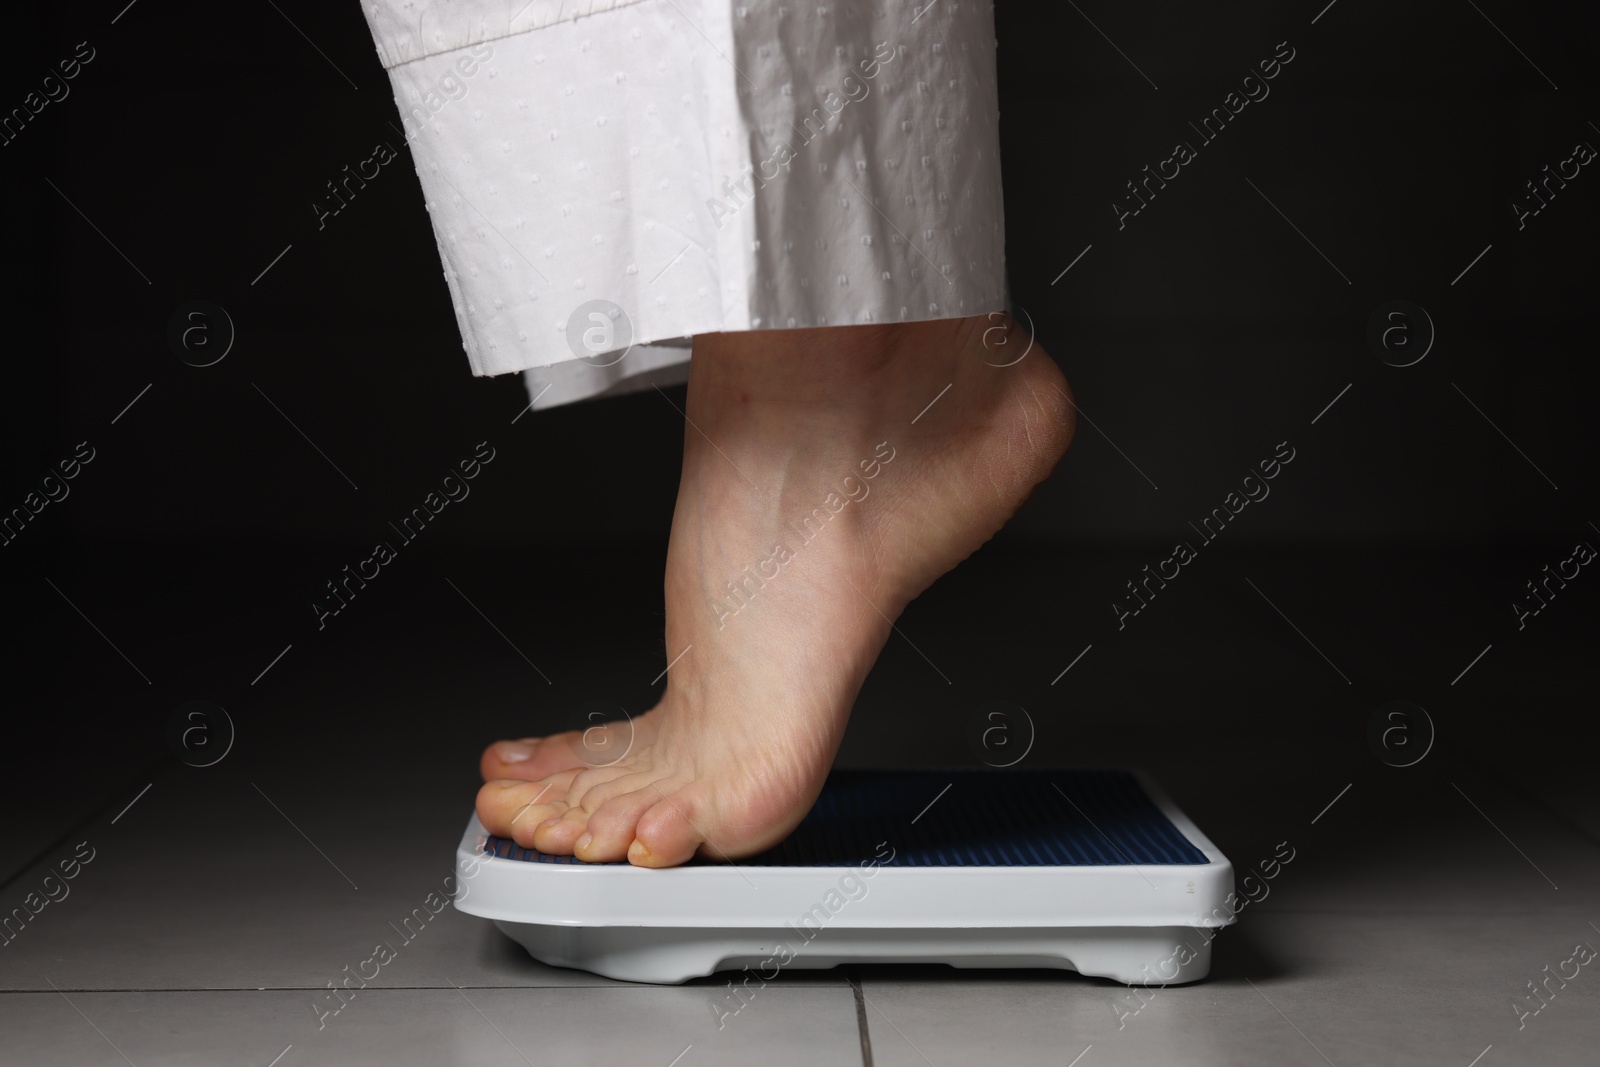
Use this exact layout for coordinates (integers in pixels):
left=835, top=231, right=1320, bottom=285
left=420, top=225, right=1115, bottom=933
left=3, top=1, right=1596, bottom=866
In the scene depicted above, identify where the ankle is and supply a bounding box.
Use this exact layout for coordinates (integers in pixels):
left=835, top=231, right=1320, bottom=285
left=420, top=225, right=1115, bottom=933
left=688, top=320, right=978, bottom=421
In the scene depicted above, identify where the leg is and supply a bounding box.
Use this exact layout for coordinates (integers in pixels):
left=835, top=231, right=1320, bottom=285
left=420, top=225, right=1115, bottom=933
left=476, top=314, right=1074, bottom=866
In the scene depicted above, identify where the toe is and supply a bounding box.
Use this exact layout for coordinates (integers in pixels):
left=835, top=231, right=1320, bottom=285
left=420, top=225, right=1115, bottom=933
left=533, top=806, right=589, bottom=854
left=479, top=738, right=547, bottom=781
left=574, top=787, right=663, bottom=863
left=629, top=785, right=710, bottom=868
left=475, top=777, right=574, bottom=847
left=477, top=713, right=651, bottom=783
left=478, top=731, right=595, bottom=782
left=561, top=761, right=656, bottom=813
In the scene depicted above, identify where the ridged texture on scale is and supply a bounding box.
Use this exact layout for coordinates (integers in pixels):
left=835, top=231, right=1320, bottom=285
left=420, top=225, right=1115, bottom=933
left=483, top=770, right=1209, bottom=868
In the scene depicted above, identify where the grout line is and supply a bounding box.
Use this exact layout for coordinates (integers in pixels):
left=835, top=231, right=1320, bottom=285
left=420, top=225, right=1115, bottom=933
left=848, top=975, right=875, bottom=1067
left=857, top=986, right=937, bottom=1066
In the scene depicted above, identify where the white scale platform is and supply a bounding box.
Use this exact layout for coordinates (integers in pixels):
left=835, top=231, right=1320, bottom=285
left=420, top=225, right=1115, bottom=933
left=453, top=769, right=1235, bottom=984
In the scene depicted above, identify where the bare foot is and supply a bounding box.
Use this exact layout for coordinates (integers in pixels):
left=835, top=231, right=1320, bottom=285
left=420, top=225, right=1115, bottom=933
left=476, top=314, right=1074, bottom=866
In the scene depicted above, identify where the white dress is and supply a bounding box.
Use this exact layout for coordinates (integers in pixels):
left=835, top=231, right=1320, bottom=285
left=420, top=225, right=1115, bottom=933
left=360, top=0, right=1008, bottom=410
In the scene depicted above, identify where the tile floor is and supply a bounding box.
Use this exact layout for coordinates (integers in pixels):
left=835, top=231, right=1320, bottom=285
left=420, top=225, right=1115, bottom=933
left=3, top=549, right=1596, bottom=1065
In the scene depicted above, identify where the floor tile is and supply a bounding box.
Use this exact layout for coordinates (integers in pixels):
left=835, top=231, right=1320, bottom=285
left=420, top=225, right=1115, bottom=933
left=858, top=911, right=1600, bottom=1066
left=0, top=985, right=864, bottom=1067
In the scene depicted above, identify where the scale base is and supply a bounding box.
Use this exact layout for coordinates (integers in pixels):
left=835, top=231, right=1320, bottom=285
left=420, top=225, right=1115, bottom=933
left=494, top=921, right=1216, bottom=985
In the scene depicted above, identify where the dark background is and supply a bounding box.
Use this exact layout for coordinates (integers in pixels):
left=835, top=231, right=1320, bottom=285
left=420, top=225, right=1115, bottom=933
left=3, top=0, right=1597, bottom=886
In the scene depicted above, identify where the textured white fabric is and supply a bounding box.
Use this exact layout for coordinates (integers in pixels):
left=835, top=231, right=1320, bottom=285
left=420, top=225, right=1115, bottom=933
left=361, top=0, right=1008, bottom=410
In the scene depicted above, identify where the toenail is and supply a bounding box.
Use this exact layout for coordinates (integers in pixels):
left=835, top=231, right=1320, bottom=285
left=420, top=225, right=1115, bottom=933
left=538, top=817, right=563, bottom=829
left=497, top=741, right=535, bottom=763
left=628, top=839, right=650, bottom=863
left=575, top=833, right=592, bottom=852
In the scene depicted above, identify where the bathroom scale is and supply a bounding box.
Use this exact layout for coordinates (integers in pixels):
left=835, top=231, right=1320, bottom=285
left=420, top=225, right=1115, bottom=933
left=452, top=769, right=1235, bottom=984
